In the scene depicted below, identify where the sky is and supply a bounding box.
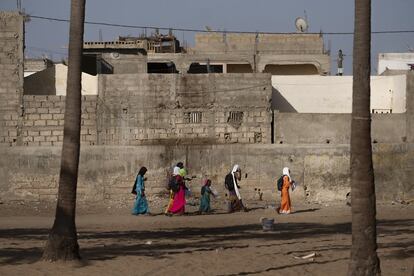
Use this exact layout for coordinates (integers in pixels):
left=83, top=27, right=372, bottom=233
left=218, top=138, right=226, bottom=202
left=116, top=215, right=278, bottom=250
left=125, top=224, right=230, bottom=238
left=1, top=0, right=414, bottom=75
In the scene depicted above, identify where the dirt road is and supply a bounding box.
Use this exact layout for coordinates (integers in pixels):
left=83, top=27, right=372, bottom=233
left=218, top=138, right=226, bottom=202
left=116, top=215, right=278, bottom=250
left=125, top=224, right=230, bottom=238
left=0, top=201, right=412, bottom=276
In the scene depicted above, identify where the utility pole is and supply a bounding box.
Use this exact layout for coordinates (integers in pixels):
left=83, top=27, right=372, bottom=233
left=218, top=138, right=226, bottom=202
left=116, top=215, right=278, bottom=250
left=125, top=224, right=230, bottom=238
left=17, top=0, right=22, bottom=12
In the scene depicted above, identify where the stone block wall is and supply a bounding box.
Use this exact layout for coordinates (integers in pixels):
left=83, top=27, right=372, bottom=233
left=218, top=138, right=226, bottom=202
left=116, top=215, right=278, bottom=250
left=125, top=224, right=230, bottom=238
left=97, top=73, right=272, bottom=145
left=0, top=95, right=98, bottom=146
left=0, top=12, right=24, bottom=146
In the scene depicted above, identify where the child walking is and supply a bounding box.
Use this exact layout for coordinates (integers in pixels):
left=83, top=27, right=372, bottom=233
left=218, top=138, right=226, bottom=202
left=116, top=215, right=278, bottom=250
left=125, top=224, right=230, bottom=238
left=199, top=179, right=215, bottom=213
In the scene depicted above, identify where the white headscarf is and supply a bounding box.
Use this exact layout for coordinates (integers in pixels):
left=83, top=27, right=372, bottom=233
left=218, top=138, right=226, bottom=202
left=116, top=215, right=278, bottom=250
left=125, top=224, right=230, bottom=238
left=232, top=164, right=242, bottom=200
left=173, top=166, right=180, bottom=176
left=283, top=167, right=291, bottom=181
left=232, top=164, right=240, bottom=173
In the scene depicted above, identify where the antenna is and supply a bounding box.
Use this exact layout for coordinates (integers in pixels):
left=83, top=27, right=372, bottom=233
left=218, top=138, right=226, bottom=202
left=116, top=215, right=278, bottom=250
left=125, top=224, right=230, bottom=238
left=327, top=39, right=331, bottom=55
left=99, top=29, right=103, bottom=42
left=304, top=10, right=308, bottom=24
left=295, top=17, right=308, bottom=33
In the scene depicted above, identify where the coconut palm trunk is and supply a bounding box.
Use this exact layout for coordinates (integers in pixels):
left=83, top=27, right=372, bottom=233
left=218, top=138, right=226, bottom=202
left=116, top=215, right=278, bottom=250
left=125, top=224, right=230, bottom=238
left=348, top=0, right=380, bottom=274
left=42, top=0, right=86, bottom=261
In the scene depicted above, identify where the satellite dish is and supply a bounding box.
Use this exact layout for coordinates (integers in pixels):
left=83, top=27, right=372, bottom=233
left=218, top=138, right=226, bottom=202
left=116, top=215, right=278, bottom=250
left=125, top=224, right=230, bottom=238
left=295, top=17, right=308, bottom=33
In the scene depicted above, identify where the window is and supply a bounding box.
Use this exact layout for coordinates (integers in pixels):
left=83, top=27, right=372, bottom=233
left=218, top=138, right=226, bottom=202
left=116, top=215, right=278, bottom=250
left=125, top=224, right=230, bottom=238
left=227, top=111, right=244, bottom=128
left=184, top=111, right=202, bottom=123
left=372, top=109, right=392, bottom=114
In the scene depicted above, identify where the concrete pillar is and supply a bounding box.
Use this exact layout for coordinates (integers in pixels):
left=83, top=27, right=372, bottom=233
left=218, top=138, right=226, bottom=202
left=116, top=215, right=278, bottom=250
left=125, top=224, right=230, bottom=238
left=407, top=72, right=414, bottom=142
left=405, top=72, right=414, bottom=200
left=0, top=12, right=24, bottom=146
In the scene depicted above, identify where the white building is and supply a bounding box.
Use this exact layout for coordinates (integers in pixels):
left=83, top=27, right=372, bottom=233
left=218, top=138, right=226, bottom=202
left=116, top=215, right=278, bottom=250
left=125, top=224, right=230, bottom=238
left=272, top=75, right=407, bottom=113
left=378, top=53, right=414, bottom=75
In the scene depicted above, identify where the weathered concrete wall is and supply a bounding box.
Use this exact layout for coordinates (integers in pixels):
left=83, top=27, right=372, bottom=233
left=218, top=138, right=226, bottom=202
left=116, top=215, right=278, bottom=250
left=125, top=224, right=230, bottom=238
left=101, top=53, right=147, bottom=74
left=4, top=73, right=272, bottom=146
left=147, top=50, right=330, bottom=75
left=194, top=33, right=324, bottom=54
left=274, top=113, right=407, bottom=144
left=0, top=144, right=410, bottom=204
left=97, top=73, right=272, bottom=145
left=272, top=75, right=407, bottom=113
left=0, top=12, right=24, bottom=146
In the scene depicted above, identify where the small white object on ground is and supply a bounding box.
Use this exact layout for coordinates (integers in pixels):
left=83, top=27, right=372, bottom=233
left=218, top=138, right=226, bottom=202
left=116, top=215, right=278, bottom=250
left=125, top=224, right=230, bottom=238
left=293, top=252, right=317, bottom=260
left=145, top=241, right=152, bottom=245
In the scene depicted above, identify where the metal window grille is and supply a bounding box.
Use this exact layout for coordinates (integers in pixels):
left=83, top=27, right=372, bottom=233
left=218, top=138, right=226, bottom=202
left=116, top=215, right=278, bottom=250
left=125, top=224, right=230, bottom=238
left=184, top=111, right=202, bottom=123
left=227, top=111, right=243, bottom=124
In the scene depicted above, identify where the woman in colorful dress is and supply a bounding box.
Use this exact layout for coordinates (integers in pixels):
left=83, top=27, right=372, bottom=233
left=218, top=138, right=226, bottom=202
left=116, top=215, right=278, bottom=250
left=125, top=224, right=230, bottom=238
left=279, top=167, right=295, bottom=214
left=165, top=163, right=182, bottom=215
left=132, top=167, right=149, bottom=215
left=167, top=168, right=187, bottom=215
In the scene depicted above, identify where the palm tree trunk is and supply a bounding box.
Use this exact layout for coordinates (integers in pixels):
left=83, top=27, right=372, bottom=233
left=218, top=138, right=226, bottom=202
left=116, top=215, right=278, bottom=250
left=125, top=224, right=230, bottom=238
left=348, top=0, right=380, bottom=274
left=43, top=0, right=86, bottom=261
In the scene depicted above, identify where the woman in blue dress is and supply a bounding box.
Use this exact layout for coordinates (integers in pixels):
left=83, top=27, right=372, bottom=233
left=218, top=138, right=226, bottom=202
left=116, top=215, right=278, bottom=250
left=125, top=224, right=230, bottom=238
left=199, top=179, right=214, bottom=213
left=132, top=167, right=149, bottom=215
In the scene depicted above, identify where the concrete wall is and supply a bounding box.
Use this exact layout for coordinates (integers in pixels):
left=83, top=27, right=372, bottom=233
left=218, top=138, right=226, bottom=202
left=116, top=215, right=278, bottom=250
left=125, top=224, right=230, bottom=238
left=272, top=75, right=407, bottom=113
left=0, top=143, right=410, bottom=204
left=97, top=73, right=272, bottom=145
left=0, top=12, right=24, bottom=146
left=194, top=33, right=324, bottom=54
left=18, top=95, right=97, bottom=146
left=274, top=113, right=407, bottom=144
left=101, top=53, right=147, bottom=74
left=2, top=74, right=272, bottom=147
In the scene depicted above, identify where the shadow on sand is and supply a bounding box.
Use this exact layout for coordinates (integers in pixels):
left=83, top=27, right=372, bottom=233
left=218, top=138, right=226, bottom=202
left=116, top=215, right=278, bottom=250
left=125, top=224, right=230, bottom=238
left=0, top=218, right=412, bottom=267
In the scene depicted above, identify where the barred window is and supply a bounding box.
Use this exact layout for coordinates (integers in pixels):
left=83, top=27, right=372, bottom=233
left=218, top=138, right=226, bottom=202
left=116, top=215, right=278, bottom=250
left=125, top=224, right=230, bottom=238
left=227, top=111, right=244, bottom=128
left=184, top=111, right=202, bottom=123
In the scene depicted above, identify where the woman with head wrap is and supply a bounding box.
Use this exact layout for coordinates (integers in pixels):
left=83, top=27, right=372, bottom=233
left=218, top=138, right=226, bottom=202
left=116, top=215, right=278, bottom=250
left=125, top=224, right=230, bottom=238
left=132, top=167, right=149, bottom=215
left=279, top=167, right=295, bottom=214
left=167, top=168, right=188, bottom=215
left=165, top=163, right=182, bottom=215
left=224, top=164, right=247, bottom=213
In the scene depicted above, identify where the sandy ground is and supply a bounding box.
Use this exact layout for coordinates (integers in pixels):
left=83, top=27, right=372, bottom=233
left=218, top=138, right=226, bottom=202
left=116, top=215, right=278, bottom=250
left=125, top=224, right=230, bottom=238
left=0, top=199, right=413, bottom=276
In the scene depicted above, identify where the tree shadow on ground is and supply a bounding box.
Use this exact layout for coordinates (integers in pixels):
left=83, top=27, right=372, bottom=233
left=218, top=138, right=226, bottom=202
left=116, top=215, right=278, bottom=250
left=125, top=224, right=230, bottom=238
left=0, top=219, right=412, bottom=266
left=292, top=208, right=320, bottom=214
left=217, top=257, right=350, bottom=276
